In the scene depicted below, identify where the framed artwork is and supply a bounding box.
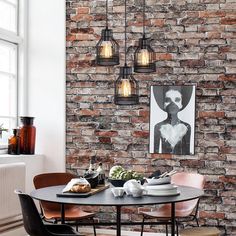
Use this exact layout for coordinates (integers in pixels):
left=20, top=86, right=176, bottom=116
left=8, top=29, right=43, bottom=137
left=149, top=85, right=196, bottom=155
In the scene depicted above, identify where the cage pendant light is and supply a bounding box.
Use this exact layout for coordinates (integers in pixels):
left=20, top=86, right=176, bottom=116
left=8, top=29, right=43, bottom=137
left=134, top=0, right=156, bottom=73
left=114, top=0, right=139, bottom=105
left=96, top=0, right=119, bottom=66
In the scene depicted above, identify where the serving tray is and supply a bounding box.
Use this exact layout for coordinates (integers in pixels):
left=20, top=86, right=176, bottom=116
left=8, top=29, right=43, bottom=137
left=56, top=184, right=109, bottom=198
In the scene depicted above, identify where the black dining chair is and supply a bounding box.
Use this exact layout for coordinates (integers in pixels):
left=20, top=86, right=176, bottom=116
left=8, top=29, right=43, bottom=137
left=14, top=190, right=84, bottom=236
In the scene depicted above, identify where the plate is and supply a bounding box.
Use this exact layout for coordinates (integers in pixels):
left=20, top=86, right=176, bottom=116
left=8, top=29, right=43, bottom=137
left=145, top=190, right=180, bottom=197
left=145, top=184, right=177, bottom=190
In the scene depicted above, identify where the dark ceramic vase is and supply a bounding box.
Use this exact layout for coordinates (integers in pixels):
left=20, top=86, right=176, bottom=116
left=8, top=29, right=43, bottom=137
left=19, top=117, right=36, bottom=154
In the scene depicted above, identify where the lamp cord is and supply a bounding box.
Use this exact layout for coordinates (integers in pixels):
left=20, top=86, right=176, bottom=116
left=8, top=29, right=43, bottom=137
left=125, top=0, right=127, bottom=65
left=106, top=0, right=108, bottom=28
left=143, top=0, right=146, bottom=35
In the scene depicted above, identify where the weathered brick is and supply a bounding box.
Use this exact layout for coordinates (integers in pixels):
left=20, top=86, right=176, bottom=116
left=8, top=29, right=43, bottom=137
left=95, top=130, right=118, bottom=137
left=180, top=59, right=205, bottom=68
left=198, top=111, right=225, bottom=118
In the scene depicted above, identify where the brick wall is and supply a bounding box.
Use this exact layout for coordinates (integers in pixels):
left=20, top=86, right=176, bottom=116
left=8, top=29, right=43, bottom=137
left=66, top=0, right=236, bottom=235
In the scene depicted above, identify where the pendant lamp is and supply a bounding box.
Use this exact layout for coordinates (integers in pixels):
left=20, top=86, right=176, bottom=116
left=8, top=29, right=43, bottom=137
left=114, top=0, right=139, bottom=105
left=96, top=0, right=119, bottom=66
left=134, top=0, right=156, bottom=73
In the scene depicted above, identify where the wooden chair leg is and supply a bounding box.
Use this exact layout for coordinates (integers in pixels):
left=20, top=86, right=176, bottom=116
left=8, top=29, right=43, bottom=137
left=140, top=216, right=145, bottom=236
left=166, top=224, right=168, bottom=236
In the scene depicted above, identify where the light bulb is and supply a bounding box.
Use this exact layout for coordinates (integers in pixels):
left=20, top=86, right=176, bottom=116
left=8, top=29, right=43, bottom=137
left=119, top=79, right=131, bottom=97
left=137, top=49, right=150, bottom=66
left=100, top=41, right=113, bottom=58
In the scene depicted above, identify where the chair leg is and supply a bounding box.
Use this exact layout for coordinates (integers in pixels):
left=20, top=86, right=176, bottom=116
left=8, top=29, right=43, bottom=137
left=166, top=224, right=168, bottom=236
left=92, top=218, right=96, bottom=236
left=196, top=217, right=199, bottom=227
left=175, top=220, right=179, bottom=236
left=75, top=221, right=78, bottom=232
left=140, top=216, right=145, bottom=236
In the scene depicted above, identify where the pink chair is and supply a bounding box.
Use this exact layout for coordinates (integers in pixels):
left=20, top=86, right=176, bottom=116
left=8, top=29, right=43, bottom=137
left=140, top=172, right=205, bottom=236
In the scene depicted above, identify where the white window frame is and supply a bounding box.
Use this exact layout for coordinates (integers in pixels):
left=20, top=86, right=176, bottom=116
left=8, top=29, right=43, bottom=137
left=0, top=0, right=27, bottom=150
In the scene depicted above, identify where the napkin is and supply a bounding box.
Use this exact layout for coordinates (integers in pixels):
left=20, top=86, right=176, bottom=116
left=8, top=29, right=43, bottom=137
left=62, top=178, right=90, bottom=193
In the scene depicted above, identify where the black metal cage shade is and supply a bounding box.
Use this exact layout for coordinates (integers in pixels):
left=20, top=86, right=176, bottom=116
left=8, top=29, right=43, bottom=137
left=134, top=36, right=156, bottom=73
left=96, top=28, right=119, bottom=66
left=115, top=66, right=139, bottom=105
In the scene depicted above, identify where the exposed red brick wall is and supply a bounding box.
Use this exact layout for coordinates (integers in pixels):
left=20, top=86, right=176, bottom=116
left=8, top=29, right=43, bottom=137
left=66, top=0, right=236, bottom=235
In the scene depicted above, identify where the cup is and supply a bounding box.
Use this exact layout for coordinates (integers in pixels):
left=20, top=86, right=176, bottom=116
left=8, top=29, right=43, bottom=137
left=111, top=187, right=124, bottom=197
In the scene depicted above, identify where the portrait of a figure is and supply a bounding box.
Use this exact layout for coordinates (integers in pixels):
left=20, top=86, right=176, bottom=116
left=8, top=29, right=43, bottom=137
left=149, top=85, right=196, bottom=155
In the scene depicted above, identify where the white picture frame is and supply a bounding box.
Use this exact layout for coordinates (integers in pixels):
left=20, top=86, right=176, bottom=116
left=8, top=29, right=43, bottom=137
left=149, top=85, right=196, bottom=155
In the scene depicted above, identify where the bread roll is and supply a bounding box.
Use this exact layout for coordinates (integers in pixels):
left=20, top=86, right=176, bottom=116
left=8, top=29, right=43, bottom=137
left=70, top=183, right=91, bottom=193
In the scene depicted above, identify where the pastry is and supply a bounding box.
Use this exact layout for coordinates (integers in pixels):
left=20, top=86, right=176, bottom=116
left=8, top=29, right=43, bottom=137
left=70, top=183, right=91, bottom=193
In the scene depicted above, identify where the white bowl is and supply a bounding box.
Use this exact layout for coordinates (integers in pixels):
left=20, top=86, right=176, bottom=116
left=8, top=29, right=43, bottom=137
left=146, top=177, right=171, bottom=185
left=111, top=187, right=124, bottom=197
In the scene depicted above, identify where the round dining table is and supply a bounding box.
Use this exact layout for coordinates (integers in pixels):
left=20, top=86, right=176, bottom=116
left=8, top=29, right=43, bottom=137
left=31, top=185, right=204, bottom=236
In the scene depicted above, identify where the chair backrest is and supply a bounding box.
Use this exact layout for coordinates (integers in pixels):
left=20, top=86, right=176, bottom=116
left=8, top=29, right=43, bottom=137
left=171, top=172, right=205, bottom=189
left=14, top=190, right=50, bottom=236
left=33, top=172, right=76, bottom=211
left=171, top=172, right=205, bottom=214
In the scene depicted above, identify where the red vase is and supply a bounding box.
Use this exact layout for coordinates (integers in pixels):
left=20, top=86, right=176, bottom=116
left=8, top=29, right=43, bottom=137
left=20, top=117, right=36, bottom=154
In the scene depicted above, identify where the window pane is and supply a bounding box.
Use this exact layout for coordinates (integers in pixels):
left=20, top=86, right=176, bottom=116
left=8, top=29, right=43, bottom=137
left=6, top=0, right=17, bottom=4
left=0, top=0, right=17, bottom=33
left=0, top=40, right=16, bottom=74
left=0, top=74, right=17, bottom=116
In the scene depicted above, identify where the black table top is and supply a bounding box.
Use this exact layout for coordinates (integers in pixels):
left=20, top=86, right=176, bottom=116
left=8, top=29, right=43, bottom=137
left=31, top=185, right=204, bottom=206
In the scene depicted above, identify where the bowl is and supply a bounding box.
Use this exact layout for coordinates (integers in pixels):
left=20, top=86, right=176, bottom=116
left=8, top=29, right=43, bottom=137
left=108, top=178, right=145, bottom=187
left=108, top=179, right=126, bottom=187
left=84, top=172, right=99, bottom=188
left=111, top=187, right=125, bottom=197
left=145, top=176, right=171, bottom=185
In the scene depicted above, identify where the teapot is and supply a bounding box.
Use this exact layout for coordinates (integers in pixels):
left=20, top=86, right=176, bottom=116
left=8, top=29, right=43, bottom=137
left=123, top=179, right=143, bottom=196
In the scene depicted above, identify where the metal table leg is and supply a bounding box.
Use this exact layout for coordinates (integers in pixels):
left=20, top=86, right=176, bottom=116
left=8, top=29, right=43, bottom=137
left=171, top=202, right=175, bottom=236
left=116, top=205, right=121, bottom=236
left=61, top=203, right=65, bottom=224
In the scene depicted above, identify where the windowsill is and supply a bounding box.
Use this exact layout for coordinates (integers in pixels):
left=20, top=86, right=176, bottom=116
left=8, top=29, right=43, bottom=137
left=0, top=154, right=43, bottom=158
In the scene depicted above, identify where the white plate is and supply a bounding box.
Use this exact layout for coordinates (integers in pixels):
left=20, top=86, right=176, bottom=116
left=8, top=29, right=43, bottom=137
left=145, top=190, right=180, bottom=197
left=145, top=184, right=177, bottom=190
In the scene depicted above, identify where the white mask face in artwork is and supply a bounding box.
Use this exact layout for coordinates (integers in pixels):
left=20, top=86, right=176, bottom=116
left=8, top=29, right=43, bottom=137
left=164, top=90, right=183, bottom=110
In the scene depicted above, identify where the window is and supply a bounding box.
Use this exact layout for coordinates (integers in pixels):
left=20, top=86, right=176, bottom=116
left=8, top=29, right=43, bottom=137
left=0, top=0, right=24, bottom=150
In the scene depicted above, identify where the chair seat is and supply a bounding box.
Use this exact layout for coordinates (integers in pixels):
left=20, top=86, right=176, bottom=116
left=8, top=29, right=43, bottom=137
left=43, top=206, right=95, bottom=220
left=180, top=227, right=220, bottom=236
left=141, top=207, right=194, bottom=219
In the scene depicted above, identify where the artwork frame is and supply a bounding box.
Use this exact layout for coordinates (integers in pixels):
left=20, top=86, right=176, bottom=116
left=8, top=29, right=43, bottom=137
left=149, top=85, right=196, bottom=155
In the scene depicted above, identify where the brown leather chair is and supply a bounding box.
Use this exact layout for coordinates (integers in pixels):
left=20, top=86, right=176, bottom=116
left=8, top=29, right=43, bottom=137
left=140, top=172, right=205, bottom=236
left=33, top=172, right=96, bottom=235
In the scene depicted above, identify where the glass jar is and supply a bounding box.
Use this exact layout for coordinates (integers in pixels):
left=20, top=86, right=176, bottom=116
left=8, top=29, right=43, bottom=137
left=97, top=162, right=105, bottom=185
left=8, top=128, right=20, bottom=155
left=19, top=117, right=36, bottom=154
